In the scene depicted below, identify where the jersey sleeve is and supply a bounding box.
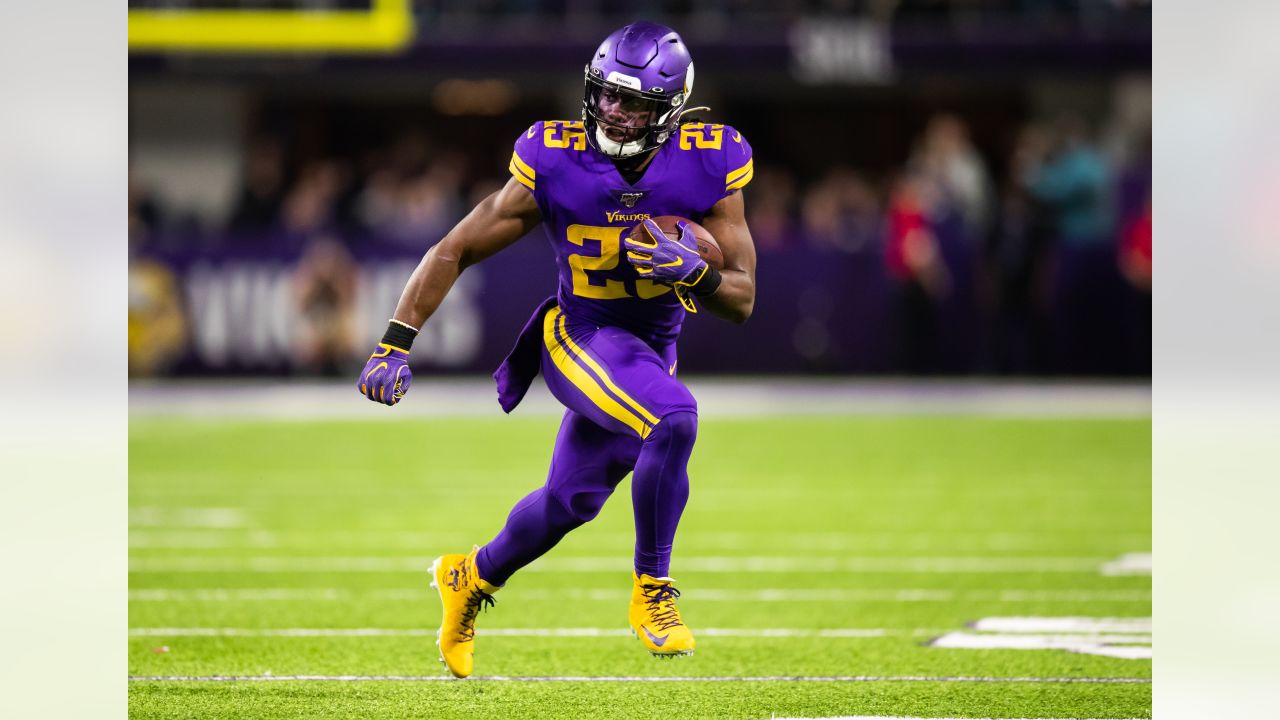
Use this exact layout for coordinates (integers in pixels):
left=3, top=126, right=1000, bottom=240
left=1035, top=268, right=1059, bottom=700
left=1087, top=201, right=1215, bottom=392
left=720, top=126, right=754, bottom=199
left=509, top=122, right=543, bottom=195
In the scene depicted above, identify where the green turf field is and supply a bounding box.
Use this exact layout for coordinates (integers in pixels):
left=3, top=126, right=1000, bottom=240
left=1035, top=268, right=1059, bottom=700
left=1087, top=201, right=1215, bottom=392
left=129, top=414, right=1151, bottom=719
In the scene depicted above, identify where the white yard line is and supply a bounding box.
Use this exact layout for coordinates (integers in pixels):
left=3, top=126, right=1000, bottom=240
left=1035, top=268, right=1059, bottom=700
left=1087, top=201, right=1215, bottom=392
left=128, top=379, right=1151, bottom=419
left=970, top=617, right=1151, bottom=634
left=127, top=588, right=1152, bottom=603
left=127, top=626, right=1153, bottom=641
left=935, top=632, right=1151, bottom=645
left=1100, top=553, right=1152, bottom=576
left=127, top=627, right=938, bottom=638
left=128, top=555, right=1109, bottom=574
left=126, top=674, right=1151, bottom=684
left=128, top=507, right=247, bottom=529
left=131, top=589, right=342, bottom=602
left=932, top=617, right=1152, bottom=659
left=994, top=590, right=1150, bottom=602
left=126, top=529, right=1152, bottom=554
left=762, top=712, right=1146, bottom=717
left=130, top=589, right=349, bottom=602
left=930, top=632, right=1152, bottom=660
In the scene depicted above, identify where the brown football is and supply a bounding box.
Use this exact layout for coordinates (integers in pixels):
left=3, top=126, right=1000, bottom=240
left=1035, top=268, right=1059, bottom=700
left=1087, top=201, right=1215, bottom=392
left=628, top=216, right=724, bottom=270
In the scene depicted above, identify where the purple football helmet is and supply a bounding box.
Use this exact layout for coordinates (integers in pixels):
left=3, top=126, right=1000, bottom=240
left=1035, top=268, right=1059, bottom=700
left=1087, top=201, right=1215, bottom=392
left=582, top=21, right=694, bottom=159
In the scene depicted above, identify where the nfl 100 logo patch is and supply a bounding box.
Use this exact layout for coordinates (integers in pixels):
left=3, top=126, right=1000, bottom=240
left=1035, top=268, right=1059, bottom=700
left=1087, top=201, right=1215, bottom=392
left=617, top=191, right=646, bottom=208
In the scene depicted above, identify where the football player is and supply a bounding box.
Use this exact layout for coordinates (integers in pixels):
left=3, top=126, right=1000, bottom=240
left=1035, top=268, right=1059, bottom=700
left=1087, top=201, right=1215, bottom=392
left=357, top=21, right=756, bottom=678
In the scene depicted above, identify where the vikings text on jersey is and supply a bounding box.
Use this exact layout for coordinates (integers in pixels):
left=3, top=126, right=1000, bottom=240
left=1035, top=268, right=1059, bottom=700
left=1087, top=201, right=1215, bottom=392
left=509, top=118, right=752, bottom=345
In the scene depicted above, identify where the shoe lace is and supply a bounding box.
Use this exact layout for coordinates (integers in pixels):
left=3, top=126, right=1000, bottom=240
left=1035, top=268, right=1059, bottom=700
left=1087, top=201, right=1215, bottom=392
left=642, top=583, right=684, bottom=632
left=457, top=587, right=496, bottom=642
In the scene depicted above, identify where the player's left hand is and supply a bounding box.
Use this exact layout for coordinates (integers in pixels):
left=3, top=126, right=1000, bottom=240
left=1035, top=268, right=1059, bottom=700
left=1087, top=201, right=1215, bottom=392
left=625, top=219, right=706, bottom=286
left=358, top=343, right=412, bottom=406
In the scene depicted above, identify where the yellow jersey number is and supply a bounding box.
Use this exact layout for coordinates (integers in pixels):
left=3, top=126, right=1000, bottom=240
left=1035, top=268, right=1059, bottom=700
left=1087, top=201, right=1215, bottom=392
left=679, top=123, right=724, bottom=151
left=566, top=225, right=671, bottom=300
left=544, top=121, right=587, bottom=151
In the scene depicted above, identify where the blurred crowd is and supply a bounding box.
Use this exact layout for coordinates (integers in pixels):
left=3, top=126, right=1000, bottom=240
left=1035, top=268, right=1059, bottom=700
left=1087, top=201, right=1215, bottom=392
left=747, top=112, right=1151, bottom=374
left=129, top=107, right=1150, bottom=376
left=416, top=0, right=1151, bottom=28
left=224, top=131, right=480, bottom=250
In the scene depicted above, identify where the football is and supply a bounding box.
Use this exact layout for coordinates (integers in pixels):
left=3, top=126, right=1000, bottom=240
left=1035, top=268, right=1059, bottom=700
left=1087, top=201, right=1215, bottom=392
left=630, top=216, right=725, bottom=270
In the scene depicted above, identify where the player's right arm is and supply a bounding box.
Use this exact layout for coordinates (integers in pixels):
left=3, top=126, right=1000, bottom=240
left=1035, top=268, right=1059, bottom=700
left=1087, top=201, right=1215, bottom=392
left=357, top=177, right=541, bottom=406
left=393, top=178, right=541, bottom=329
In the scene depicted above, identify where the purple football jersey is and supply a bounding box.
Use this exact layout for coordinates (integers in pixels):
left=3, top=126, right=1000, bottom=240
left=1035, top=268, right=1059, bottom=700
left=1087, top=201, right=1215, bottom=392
left=509, top=119, right=753, bottom=345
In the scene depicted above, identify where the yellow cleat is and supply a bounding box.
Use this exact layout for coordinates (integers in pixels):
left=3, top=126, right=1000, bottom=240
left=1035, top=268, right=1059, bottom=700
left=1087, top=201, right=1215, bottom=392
left=629, top=573, right=695, bottom=657
left=428, top=546, right=500, bottom=678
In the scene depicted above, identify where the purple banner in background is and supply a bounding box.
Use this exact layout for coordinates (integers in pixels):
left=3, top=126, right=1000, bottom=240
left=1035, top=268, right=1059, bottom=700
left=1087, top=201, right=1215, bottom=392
left=129, top=232, right=911, bottom=378
left=128, top=228, right=1142, bottom=378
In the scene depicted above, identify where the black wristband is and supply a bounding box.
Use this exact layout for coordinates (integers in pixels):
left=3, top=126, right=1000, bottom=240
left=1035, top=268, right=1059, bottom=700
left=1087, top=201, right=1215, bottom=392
left=689, top=264, right=723, bottom=297
left=381, top=320, right=418, bottom=351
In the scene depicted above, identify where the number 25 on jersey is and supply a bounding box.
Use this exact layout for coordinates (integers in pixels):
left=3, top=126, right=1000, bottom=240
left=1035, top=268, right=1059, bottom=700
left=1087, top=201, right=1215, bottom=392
left=566, top=225, right=670, bottom=300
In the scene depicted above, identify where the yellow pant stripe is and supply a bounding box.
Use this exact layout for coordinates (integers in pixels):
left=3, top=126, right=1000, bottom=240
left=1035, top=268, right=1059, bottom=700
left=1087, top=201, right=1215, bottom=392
left=554, top=313, right=661, bottom=426
left=543, top=308, right=652, bottom=439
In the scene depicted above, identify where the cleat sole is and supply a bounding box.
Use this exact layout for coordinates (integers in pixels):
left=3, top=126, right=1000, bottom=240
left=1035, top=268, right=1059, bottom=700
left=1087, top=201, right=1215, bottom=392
left=428, top=557, right=442, bottom=590
left=428, top=557, right=449, bottom=674
left=428, top=555, right=475, bottom=679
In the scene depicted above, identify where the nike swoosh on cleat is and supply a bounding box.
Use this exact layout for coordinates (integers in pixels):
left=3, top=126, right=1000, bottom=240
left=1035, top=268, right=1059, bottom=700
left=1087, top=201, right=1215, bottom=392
left=640, top=625, right=670, bottom=647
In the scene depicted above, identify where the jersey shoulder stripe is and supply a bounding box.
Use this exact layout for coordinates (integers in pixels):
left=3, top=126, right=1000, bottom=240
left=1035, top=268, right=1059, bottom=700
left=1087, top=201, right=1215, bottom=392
left=726, top=158, right=753, bottom=192
left=509, top=121, right=545, bottom=192
left=721, top=125, right=754, bottom=194
left=509, top=151, right=536, bottom=190
left=509, top=119, right=588, bottom=191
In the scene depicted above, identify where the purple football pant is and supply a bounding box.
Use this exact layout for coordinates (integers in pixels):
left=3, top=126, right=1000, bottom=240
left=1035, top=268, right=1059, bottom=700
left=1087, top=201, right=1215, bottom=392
left=476, top=305, right=697, bottom=585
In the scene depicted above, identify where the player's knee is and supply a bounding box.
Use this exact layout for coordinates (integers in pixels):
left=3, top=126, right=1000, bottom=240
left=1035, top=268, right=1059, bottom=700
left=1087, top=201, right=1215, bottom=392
left=549, top=485, right=612, bottom=525
left=650, top=410, right=698, bottom=447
